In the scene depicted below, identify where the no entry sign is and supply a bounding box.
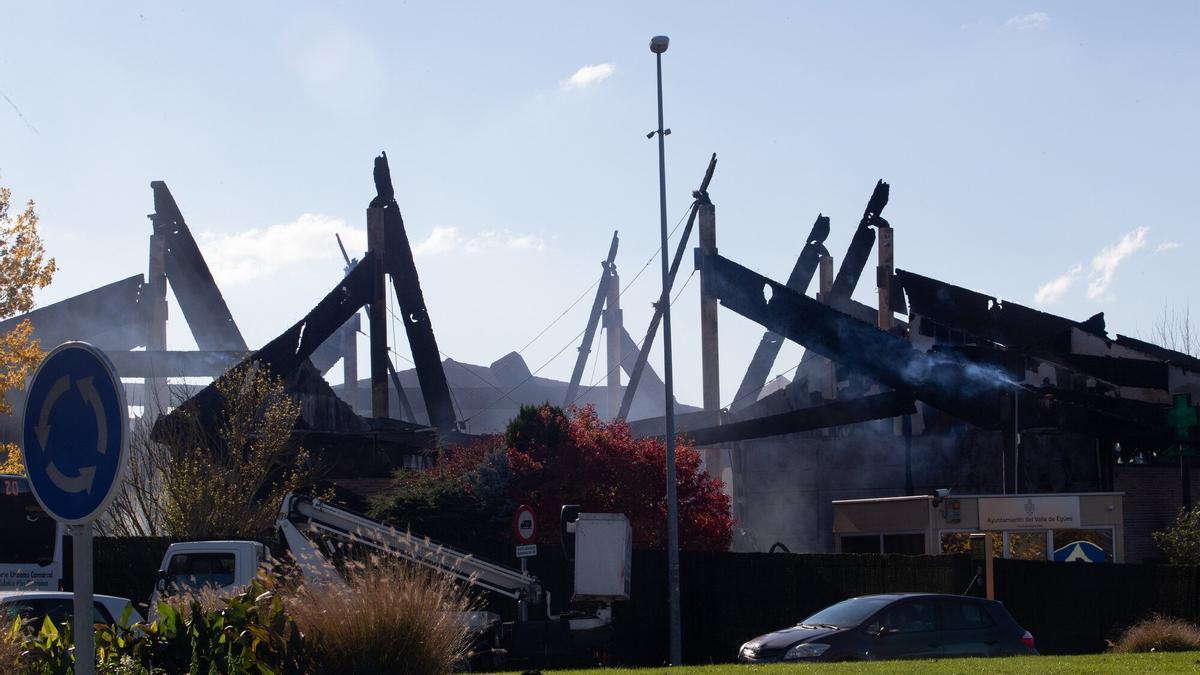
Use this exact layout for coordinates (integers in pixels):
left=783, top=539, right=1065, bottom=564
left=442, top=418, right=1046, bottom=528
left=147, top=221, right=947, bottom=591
left=513, top=504, right=537, bottom=544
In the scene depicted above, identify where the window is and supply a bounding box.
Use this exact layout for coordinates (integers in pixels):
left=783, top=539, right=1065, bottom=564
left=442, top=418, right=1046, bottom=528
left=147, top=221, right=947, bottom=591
left=1, top=599, right=115, bottom=625
left=941, top=600, right=995, bottom=631
left=940, top=531, right=1003, bottom=559
left=166, top=552, right=237, bottom=590
left=1005, top=531, right=1047, bottom=560
left=883, top=533, right=925, bottom=555
left=800, top=596, right=894, bottom=628
left=867, top=601, right=938, bottom=634
left=840, top=535, right=880, bottom=553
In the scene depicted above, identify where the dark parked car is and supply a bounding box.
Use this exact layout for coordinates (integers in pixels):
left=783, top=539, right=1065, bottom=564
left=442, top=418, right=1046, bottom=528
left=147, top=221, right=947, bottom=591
left=737, top=593, right=1037, bottom=663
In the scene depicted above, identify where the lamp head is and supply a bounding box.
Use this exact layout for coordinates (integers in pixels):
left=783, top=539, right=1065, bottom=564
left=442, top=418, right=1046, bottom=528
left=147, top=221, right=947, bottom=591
left=650, top=35, right=669, bottom=54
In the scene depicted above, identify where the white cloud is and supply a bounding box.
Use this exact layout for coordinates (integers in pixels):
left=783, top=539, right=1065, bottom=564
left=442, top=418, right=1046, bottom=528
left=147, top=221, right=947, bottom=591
left=1156, top=241, right=1182, bottom=253
left=560, top=63, right=614, bottom=91
left=198, top=218, right=546, bottom=286
left=412, top=226, right=463, bottom=256
left=1034, top=264, right=1082, bottom=306
left=1005, top=12, right=1051, bottom=30
left=1087, top=227, right=1148, bottom=299
left=197, top=214, right=365, bottom=286
left=412, top=226, right=545, bottom=256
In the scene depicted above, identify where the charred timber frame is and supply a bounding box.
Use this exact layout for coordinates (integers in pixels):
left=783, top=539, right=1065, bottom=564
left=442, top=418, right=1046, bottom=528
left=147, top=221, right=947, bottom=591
left=156, top=251, right=378, bottom=440
left=149, top=182, right=247, bottom=352
left=367, top=206, right=389, bottom=418
left=372, top=152, right=457, bottom=434
left=730, top=214, right=830, bottom=411
left=617, top=153, right=718, bottom=420
left=670, top=392, right=915, bottom=446
left=605, top=263, right=623, bottom=417
left=697, top=251, right=1014, bottom=430
left=564, top=231, right=620, bottom=407
left=827, top=180, right=890, bottom=313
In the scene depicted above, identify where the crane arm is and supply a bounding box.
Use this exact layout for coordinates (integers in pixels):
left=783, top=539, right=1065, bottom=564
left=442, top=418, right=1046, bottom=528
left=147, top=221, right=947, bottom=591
left=277, top=493, right=542, bottom=603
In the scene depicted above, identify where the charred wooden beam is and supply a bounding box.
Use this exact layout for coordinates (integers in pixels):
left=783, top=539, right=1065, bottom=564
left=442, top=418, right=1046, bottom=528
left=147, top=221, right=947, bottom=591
left=898, top=269, right=1081, bottom=353
left=618, top=152, right=717, bottom=419
left=698, top=196, right=720, bottom=414
left=564, top=231, right=619, bottom=406
left=154, top=252, right=377, bottom=440
left=104, top=350, right=246, bottom=378
left=731, top=214, right=829, bottom=411
left=605, top=263, right=622, bottom=417
left=386, top=357, right=416, bottom=422
left=0, top=275, right=146, bottom=351
left=698, top=250, right=1013, bottom=429
left=150, top=182, right=247, bottom=351
left=679, top=391, right=915, bottom=446
left=619, top=326, right=665, bottom=404
left=367, top=206, right=389, bottom=418
left=827, top=180, right=889, bottom=312
left=374, top=152, right=458, bottom=434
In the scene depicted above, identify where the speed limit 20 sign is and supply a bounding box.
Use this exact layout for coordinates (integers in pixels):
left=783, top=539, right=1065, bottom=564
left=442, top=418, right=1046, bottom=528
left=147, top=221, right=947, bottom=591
left=513, top=504, right=537, bottom=544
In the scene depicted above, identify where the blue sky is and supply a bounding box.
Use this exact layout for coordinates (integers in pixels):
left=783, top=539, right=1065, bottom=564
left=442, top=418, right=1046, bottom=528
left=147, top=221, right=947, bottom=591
left=1, top=2, right=1197, bottom=411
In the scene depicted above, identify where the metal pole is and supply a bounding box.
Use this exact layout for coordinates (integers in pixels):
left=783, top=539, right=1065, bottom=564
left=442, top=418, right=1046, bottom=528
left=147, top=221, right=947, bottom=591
left=518, top=557, right=528, bottom=622
left=653, top=42, right=683, bottom=667
left=73, top=523, right=95, bottom=675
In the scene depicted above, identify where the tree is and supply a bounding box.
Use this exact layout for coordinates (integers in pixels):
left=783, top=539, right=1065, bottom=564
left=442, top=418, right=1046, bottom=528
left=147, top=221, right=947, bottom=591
left=1147, top=302, right=1198, bottom=358
left=0, top=182, right=56, bottom=475
left=370, top=404, right=733, bottom=551
left=1153, top=506, right=1200, bottom=565
left=100, top=363, right=323, bottom=539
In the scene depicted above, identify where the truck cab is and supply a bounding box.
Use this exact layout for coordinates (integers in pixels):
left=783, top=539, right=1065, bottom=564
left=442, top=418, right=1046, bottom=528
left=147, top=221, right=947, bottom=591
left=151, top=540, right=266, bottom=607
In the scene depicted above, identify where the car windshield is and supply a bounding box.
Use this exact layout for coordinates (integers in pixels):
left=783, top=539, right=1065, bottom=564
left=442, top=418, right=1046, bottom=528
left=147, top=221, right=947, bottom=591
left=166, top=552, right=237, bottom=591
left=799, top=596, right=896, bottom=628
left=1, top=598, right=115, bottom=625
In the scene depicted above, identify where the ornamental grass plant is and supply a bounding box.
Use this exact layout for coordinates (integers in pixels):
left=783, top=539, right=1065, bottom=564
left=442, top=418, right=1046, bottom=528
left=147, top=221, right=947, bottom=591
left=1110, top=614, right=1200, bottom=653
left=285, top=556, right=476, bottom=675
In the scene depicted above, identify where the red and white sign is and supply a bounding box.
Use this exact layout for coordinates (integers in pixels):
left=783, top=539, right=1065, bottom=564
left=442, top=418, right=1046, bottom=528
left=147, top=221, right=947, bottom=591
left=513, top=504, right=537, bottom=544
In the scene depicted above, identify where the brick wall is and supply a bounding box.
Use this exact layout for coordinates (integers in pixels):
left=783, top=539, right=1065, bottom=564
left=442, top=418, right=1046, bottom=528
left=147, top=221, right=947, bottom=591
left=1115, top=461, right=1200, bottom=563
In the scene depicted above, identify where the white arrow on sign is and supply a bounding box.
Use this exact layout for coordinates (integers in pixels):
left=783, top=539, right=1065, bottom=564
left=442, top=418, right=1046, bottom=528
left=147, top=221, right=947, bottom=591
left=78, top=376, right=107, bottom=456
left=35, top=374, right=109, bottom=494
left=46, top=462, right=96, bottom=494
left=35, top=375, right=69, bottom=449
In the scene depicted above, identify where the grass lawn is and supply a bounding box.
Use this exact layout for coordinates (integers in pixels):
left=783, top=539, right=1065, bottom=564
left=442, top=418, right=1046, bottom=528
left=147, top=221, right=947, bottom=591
left=502, top=652, right=1200, bottom=674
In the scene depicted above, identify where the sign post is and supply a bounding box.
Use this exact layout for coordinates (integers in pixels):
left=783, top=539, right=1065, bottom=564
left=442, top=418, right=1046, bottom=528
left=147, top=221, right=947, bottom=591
left=21, top=343, right=128, bottom=675
left=512, top=505, right=537, bottom=622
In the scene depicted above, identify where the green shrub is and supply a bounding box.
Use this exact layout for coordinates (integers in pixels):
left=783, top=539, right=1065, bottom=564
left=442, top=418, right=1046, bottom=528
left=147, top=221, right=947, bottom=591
left=1110, top=614, right=1200, bottom=653
left=286, top=558, right=476, bottom=675
left=7, top=578, right=305, bottom=674
left=1153, top=506, right=1200, bottom=565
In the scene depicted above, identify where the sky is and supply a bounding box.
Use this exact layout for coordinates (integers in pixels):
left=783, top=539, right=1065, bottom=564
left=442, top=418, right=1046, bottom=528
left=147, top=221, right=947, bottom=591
left=1, top=2, right=1198, bottom=415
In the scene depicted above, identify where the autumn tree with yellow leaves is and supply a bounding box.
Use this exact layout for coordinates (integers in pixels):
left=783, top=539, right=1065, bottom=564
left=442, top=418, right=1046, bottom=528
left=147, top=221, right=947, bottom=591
left=0, top=182, right=57, bottom=475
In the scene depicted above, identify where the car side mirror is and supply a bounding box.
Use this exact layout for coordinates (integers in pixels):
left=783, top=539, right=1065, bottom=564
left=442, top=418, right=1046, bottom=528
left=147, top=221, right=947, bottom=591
left=155, top=570, right=169, bottom=593
left=871, top=625, right=899, bottom=637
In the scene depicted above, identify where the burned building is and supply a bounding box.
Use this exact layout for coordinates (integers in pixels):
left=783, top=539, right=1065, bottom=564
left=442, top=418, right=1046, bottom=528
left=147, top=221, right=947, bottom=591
left=632, top=175, right=1200, bottom=563
left=1, top=153, right=687, bottom=503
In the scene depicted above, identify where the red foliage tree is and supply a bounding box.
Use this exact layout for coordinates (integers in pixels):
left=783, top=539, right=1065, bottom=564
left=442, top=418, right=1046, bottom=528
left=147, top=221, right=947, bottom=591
left=506, top=405, right=732, bottom=551
left=370, top=404, right=733, bottom=551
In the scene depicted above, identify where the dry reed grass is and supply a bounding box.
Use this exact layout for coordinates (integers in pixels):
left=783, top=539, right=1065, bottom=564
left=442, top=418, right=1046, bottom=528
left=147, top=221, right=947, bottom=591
left=1110, top=614, right=1200, bottom=653
left=285, top=557, right=476, bottom=675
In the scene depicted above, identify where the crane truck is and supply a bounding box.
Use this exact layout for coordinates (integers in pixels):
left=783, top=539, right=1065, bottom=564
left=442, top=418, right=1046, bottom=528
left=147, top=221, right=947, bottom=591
left=152, top=493, right=631, bottom=666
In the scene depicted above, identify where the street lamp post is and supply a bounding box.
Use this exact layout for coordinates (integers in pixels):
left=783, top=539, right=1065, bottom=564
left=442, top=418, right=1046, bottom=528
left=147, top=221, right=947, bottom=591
left=649, top=33, right=683, bottom=667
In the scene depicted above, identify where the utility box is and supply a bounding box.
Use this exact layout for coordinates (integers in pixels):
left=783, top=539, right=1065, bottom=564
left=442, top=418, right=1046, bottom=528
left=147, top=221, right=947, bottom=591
left=573, top=513, right=631, bottom=601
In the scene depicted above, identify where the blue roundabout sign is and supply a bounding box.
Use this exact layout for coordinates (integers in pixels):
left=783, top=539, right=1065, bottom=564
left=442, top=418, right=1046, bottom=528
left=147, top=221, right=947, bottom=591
left=20, top=342, right=127, bottom=524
